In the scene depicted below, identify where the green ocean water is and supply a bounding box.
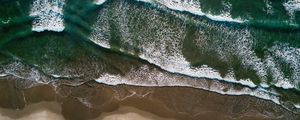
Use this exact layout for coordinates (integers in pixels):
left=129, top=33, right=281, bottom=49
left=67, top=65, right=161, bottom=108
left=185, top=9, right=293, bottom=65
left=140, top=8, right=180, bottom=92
left=0, top=0, right=300, bottom=111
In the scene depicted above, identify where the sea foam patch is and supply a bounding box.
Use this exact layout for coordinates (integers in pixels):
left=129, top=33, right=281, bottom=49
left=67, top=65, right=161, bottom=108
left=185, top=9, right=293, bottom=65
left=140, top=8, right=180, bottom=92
left=135, top=0, right=244, bottom=23
left=295, top=104, right=300, bottom=109
left=95, top=65, right=281, bottom=106
left=30, top=0, right=65, bottom=32
left=90, top=1, right=258, bottom=88
left=283, top=0, right=300, bottom=19
left=90, top=0, right=300, bottom=94
left=270, top=44, right=300, bottom=89
left=94, top=0, right=107, bottom=5
left=0, top=61, right=51, bottom=86
left=89, top=8, right=111, bottom=49
left=0, top=74, right=8, bottom=77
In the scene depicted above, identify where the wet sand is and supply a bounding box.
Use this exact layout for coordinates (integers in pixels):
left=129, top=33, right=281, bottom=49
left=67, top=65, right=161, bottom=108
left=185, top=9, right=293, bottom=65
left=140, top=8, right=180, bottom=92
left=0, top=102, right=172, bottom=120
left=0, top=79, right=298, bottom=120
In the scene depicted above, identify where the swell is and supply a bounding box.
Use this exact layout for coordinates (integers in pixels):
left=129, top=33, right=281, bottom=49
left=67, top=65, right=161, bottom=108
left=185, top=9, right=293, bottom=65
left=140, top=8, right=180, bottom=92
left=89, top=31, right=300, bottom=112
left=27, top=0, right=300, bottom=32
left=0, top=57, right=299, bottom=112
left=89, top=0, right=300, bottom=110
left=133, top=0, right=300, bottom=30
left=90, top=0, right=300, bottom=90
left=0, top=33, right=299, bottom=112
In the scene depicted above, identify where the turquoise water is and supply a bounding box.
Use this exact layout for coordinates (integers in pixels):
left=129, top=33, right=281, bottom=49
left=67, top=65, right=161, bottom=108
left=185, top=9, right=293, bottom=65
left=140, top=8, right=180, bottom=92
left=1, top=0, right=300, bottom=111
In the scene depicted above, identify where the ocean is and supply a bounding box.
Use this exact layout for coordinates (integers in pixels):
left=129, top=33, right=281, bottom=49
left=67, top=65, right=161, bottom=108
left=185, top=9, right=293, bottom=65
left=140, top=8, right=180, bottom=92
left=0, top=0, right=300, bottom=118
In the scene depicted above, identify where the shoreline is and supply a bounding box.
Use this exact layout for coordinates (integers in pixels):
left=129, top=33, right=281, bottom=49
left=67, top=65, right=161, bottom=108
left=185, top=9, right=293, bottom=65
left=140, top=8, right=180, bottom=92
left=0, top=101, right=173, bottom=120
left=0, top=79, right=298, bottom=120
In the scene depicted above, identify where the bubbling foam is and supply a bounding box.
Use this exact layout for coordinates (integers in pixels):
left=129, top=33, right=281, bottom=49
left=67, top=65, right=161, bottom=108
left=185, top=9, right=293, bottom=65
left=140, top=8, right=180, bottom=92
left=89, top=1, right=257, bottom=88
left=94, top=0, right=107, bottom=5
left=95, top=65, right=281, bottom=106
left=135, top=0, right=244, bottom=23
left=30, top=0, right=65, bottom=32
left=283, top=0, right=300, bottom=19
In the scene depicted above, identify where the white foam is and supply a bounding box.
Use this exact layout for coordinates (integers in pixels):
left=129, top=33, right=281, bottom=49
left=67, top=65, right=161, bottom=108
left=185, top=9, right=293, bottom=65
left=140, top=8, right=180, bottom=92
left=295, top=104, right=300, bottom=109
left=0, top=61, right=50, bottom=85
left=90, top=2, right=257, bottom=88
left=90, top=0, right=300, bottom=91
left=89, top=8, right=111, bottom=49
left=260, top=83, right=270, bottom=88
left=136, top=0, right=244, bottom=23
left=30, top=0, right=65, bottom=32
left=234, top=30, right=268, bottom=84
left=133, top=22, right=257, bottom=88
left=196, top=23, right=298, bottom=90
left=51, top=74, right=61, bottom=78
left=136, top=0, right=153, bottom=3
left=95, top=65, right=281, bottom=106
left=94, top=0, right=107, bottom=5
left=0, top=74, right=8, bottom=77
left=50, top=74, right=81, bottom=79
left=96, top=74, right=125, bottom=86
left=265, top=56, right=289, bottom=88
left=283, top=0, right=300, bottom=19
left=143, top=7, right=255, bottom=87
left=269, top=44, right=300, bottom=89
left=140, top=54, right=257, bottom=87
left=275, top=80, right=294, bottom=89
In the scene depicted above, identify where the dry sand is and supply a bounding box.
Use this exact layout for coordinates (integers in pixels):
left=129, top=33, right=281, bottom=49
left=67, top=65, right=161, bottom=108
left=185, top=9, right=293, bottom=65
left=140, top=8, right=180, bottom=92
left=93, top=106, right=175, bottom=120
left=0, top=102, right=64, bottom=120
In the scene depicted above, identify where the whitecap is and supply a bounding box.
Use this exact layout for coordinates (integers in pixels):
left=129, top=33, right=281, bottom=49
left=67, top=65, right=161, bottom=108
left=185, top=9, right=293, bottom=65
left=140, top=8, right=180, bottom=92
left=90, top=0, right=300, bottom=91
left=94, top=0, right=107, bottom=5
left=0, top=74, right=8, bottom=77
left=30, top=0, right=65, bottom=32
left=95, top=65, right=281, bottom=106
left=283, top=0, right=300, bottom=19
left=135, top=0, right=244, bottom=23
left=295, top=104, right=300, bottom=109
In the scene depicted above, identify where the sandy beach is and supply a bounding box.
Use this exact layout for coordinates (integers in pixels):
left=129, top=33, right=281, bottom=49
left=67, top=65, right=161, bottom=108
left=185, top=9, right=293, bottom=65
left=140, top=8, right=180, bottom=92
left=0, top=102, right=64, bottom=120
left=0, top=78, right=298, bottom=120
left=93, top=106, right=175, bottom=120
left=0, top=102, right=173, bottom=120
